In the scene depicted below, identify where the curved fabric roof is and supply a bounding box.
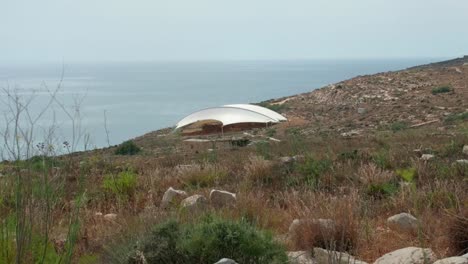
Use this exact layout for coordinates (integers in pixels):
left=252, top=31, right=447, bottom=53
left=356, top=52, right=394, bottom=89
left=224, top=104, right=287, bottom=121
left=176, top=105, right=284, bottom=129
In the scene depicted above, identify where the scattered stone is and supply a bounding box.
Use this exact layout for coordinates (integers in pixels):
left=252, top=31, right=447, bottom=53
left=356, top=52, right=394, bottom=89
left=279, top=156, right=294, bottom=165
left=289, top=219, right=335, bottom=238
left=456, top=159, right=468, bottom=165
left=293, top=155, right=306, bottom=162
left=373, top=247, right=436, bottom=264
left=313, top=248, right=367, bottom=264
left=463, top=145, right=468, bottom=155
left=94, top=212, right=103, bottom=217
left=420, top=154, right=435, bottom=161
left=214, top=258, right=238, bottom=264
left=103, top=213, right=117, bottom=221
left=287, top=251, right=316, bottom=264
left=387, top=213, right=418, bottom=232
left=161, top=187, right=188, bottom=209
left=341, top=130, right=361, bottom=137
left=210, top=189, right=236, bottom=207
left=181, top=195, right=207, bottom=211
left=358, top=108, right=367, bottom=114
left=433, top=257, right=468, bottom=264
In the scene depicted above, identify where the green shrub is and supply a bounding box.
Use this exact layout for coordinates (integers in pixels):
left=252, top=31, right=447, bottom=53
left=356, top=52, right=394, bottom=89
left=255, top=141, right=272, bottom=159
left=445, top=112, right=468, bottom=123
left=230, top=138, right=251, bottom=147
left=130, top=216, right=287, bottom=264
left=396, top=167, right=417, bottom=183
left=389, top=121, right=408, bottom=132
left=372, top=149, right=392, bottom=169
left=431, top=86, right=452, bottom=95
left=366, top=181, right=399, bottom=199
left=103, top=170, right=138, bottom=198
left=115, top=141, right=141, bottom=155
left=295, top=157, right=332, bottom=188
left=265, top=128, right=276, bottom=137
left=256, top=102, right=288, bottom=113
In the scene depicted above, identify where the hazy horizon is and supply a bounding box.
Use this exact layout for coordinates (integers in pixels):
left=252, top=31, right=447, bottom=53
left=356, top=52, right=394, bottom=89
left=2, top=0, right=467, bottom=64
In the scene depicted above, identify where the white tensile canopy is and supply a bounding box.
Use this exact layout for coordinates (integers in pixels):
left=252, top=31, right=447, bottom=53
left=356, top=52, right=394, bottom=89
left=175, top=104, right=287, bottom=130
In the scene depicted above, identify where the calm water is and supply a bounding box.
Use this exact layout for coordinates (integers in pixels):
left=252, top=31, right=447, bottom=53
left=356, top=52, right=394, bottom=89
left=0, top=59, right=437, bottom=149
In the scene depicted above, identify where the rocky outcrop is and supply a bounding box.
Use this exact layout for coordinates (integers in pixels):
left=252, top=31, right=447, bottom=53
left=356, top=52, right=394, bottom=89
left=181, top=194, right=207, bottom=211
left=161, top=187, right=187, bottom=209
left=287, top=251, right=316, bottom=264
left=210, top=189, right=236, bottom=207
left=373, top=247, right=436, bottom=264
left=387, top=213, right=418, bottom=232
left=433, top=257, right=468, bottom=264
left=103, top=213, right=117, bottom=221
left=313, top=248, right=367, bottom=264
left=463, top=145, right=468, bottom=155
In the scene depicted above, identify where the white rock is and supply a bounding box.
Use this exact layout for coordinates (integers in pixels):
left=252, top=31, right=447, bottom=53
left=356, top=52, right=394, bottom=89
left=181, top=195, right=207, bottom=211
left=103, top=213, right=117, bottom=221
left=373, top=247, right=436, bottom=264
left=293, top=155, right=306, bottom=162
left=463, top=145, right=468, bottom=155
left=289, top=219, right=335, bottom=238
left=210, top=189, right=236, bottom=207
left=463, top=253, right=468, bottom=258
left=313, top=248, right=367, bottom=264
left=433, top=257, right=468, bottom=264
left=279, top=156, right=294, bottom=164
left=387, top=213, right=418, bottom=232
left=214, top=258, right=238, bottom=264
left=94, top=212, right=103, bottom=216
left=161, top=187, right=187, bottom=209
left=287, top=251, right=316, bottom=264
left=420, top=154, right=435, bottom=161
left=456, top=160, right=468, bottom=165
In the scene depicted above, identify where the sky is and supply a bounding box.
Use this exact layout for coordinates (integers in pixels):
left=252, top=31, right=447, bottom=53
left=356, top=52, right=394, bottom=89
left=2, top=0, right=468, bottom=63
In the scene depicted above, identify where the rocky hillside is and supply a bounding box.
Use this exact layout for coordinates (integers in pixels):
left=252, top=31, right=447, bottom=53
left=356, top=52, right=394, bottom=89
left=269, top=55, right=468, bottom=136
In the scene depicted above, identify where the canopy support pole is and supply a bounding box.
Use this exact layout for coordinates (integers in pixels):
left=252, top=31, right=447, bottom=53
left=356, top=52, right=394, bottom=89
left=221, top=126, right=224, bottom=137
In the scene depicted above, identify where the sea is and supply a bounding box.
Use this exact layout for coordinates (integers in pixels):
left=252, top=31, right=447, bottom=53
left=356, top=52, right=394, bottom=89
left=0, top=59, right=439, bottom=152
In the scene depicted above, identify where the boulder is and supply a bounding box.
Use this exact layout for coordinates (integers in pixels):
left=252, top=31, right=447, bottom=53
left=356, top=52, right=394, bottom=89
left=313, top=248, right=367, bottom=264
left=181, top=195, right=207, bottom=211
left=289, top=219, right=335, bottom=237
left=214, top=258, right=238, bottom=264
left=387, top=213, right=418, bottom=232
left=463, top=145, right=468, bottom=155
left=456, top=160, right=468, bottom=165
left=103, top=213, right=117, bottom=221
left=420, top=154, right=435, bottom=161
left=209, top=189, right=236, bottom=207
left=373, top=247, right=436, bottom=264
left=287, top=251, right=316, bottom=264
left=161, top=187, right=187, bottom=209
left=433, top=257, right=468, bottom=264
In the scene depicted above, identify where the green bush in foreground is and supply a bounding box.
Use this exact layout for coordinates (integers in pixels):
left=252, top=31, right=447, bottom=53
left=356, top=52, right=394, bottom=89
left=115, top=140, right=141, bottom=155
left=129, top=216, right=287, bottom=264
left=103, top=170, right=138, bottom=199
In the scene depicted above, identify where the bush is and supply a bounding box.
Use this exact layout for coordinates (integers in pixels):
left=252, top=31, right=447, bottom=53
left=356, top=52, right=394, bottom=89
left=103, top=170, right=138, bottom=198
left=295, top=157, right=332, bottom=188
left=130, top=216, right=287, bottom=264
left=448, top=209, right=468, bottom=255
left=389, top=121, right=408, bottom=132
left=431, top=86, right=452, bottom=95
left=115, top=141, right=141, bottom=155
left=256, top=102, right=288, bottom=113
left=366, top=181, right=399, bottom=199
left=445, top=112, right=468, bottom=123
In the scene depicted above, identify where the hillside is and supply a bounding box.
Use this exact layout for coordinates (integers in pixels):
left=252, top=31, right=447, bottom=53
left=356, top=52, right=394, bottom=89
left=1, top=57, right=467, bottom=264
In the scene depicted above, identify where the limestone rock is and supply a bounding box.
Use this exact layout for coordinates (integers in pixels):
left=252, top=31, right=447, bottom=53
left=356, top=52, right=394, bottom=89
left=103, top=213, right=117, bottom=221
left=374, top=247, right=436, bottom=264
left=279, top=156, right=295, bottom=165
left=161, top=187, right=187, bottom=209
left=433, top=257, right=468, bottom=264
left=181, top=195, right=207, bottom=211
left=210, top=189, right=236, bottom=207
left=463, top=145, right=468, bottom=155
left=214, top=258, right=238, bottom=264
left=287, top=251, right=316, bottom=264
left=456, top=159, right=468, bottom=165
left=387, top=213, right=418, bottom=232
left=420, top=154, right=435, bottom=161
left=293, top=155, right=306, bottom=162
left=289, top=219, right=335, bottom=238
left=313, top=248, right=367, bottom=264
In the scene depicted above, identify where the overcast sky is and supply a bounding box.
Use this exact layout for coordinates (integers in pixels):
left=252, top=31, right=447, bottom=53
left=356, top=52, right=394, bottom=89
left=2, top=0, right=468, bottom=63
